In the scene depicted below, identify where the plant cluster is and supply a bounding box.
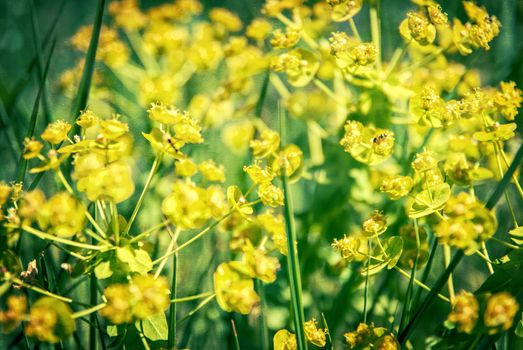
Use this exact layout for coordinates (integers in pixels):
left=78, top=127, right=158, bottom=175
left=1, top=0, right=523, bottom=349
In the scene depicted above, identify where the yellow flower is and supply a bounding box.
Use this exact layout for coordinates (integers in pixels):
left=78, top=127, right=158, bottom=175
left=244, top=162, right=274, bottom=185
left=102, top=275, right=170, bottom=324
left=175, top=158, right=198, bottom=178
left=129, top=275, right=171, bottom=320
left=25, top=297, right=75, bottom=343
left=484, top=292, right=519, bottom=334
left=41, top=120, right=71, bottom=144
left=242, top=241, right=280, bottom=283
left=448, top=291, right=478, bottom=333
left=162, top=180, right=211, bottom=229
left=380, top=175, right=413, bottom=200
left=273, top=329, right=297, bottom=350
left=214, top=261, right=260, bottom=314
left=250, top=129, right=280, bottom=158
left=209, top=8, right=242, bottom=32
left=222, top=121, right=255, bottom=154
left=18, top=190, right=46, bottom=224
left=23, top=138, right=43, bottom=160
left=411, top=150, right=439, bottom=173
left=76, top=109, right=99, bottom=129
left=100, top=118, right=129, bottom=140
left=271, top=144, right=304, bottom=179
left=258, top=183, right=284, bottom=207
left=101, top=283, right=136, bottom=324
left=304, top=319, right=327, bottom=347
left=271, top=27, right=301, bottom=49
left=108, top=0, right=146, bottom=31
left=399, top=11, right=436, bottom=46
left=199, top=160, right=226, bottom=183
left=38, top=192, right=85, bottom=238
left=332, top=234, right=367, bottom=262
left=77, top=160, right=135, bottom=204
left=0, top=295, right=27, bottom=333
left=258, top=210, right=288, bottom=255
left=246, top=18, right=272, bottom=42
left=362, top=210, right=387, bottom=237
left=494, top=81, right=522, bottom=121
left=0, top=182, right=11, bottom=206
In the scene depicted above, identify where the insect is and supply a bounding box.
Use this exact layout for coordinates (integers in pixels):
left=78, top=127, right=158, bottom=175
left=372, top=133, right=389, bottom=144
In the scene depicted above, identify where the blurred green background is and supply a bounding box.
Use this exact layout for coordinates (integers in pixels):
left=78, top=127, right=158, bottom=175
left=1, top=1, right=523, bottom=349
left=1, top=0, right=522, bottom=180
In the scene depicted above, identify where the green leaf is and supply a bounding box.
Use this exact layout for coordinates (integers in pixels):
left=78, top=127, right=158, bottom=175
left=116, top=246, right=152, bottom=275
left=94, top=260, right=113, bottom=279
left=361, top=236, right=403, bottom=275
left=515, top=314, right=523, bottom=338
left=116, top=246, right=135, bottom=265
left=509, top=227, right=523, bottom=246
left=408, top=183, right=450, bottom=219
left=136, top=313, right=168, bottom=341
left=132, top=249, right=153, bottom=275
left=107, top=325, right=118, bottom=337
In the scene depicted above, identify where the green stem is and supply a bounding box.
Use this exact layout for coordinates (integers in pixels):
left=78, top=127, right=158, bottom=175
left=167, top=227, right=180, bottom=350
left=125, top=153, right=163, bottom=234
left=280, top=108, right=307, bottom=350
left=22, top=225, right=102, bottom=251
left=348, top=18, right=361, bottom=41
left=72, top=303, right=106, bottom=319
left=152, top=212, right=232, bottom=265
left=12, top=278, right=73, bottom=303
left=393, top=266, right=450, bottom=303
left=170, top=292, right=213, bottom=303
left=369, top=0, right=382, bottom=73
left=129, top=220, right=170, bottom=243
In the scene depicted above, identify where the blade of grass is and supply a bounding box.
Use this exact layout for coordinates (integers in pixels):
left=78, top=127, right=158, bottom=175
left=399, top=141, right=523, bottom=344
left=279, top=107, right=307, bottom=350
left=6, top=0, right=65, bottom=110
left=256, top=279, right=270, bottom=350
left=70, top=0, right=107, bottom=126
left=15, top=38, right=56, bottom=184
left=29, top=0, right=52, bottom=126
left=167, top=227, right=179, bottom=350
left=255, top=70, right=270, bottom=118
left=231, top=318, right=241, bottom=350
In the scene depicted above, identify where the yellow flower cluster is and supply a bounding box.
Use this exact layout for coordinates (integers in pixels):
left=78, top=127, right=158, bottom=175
left=101, top=275, right=170, bottom=324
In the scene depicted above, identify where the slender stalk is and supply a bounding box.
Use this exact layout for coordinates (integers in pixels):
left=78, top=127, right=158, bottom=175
left=125, top=153, right=163, bottom=234
left=178, top=294, right=216, bottom=324
left=171, top=292, right=213, bottom=303
left=72, top=303, right=106, bottom=319
left=22, top=225, right=102, bottom=251
left=138, top=325, right=152, bottom=350
left=348, top=18, right=361, bottom=41
left=393, top=266, right=450, bottom=303
left=363, top=240, right=371, bottom=323
left=481, top=242, right=494, bottom=274
left=155, top=238, right=176, bottom=278
left=12, top=278, right=73, bottom=303
left=130, top=220, right=170, bottom=243
left=152, top=213, right=232, bottom=265
left=369, top=0, right=382, bottom=73
left=167, top=226, right=180, bottom=350
left=110, top=201, right=119, bottom=245
left=231, top=319, right=241, bottom=350
left=443, top=245, right=455, bottom=303
left=280, top=108, right=307, bottom=350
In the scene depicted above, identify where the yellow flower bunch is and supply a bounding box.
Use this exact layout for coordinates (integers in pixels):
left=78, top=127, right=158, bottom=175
left=101, top=275, right=170, bottom=324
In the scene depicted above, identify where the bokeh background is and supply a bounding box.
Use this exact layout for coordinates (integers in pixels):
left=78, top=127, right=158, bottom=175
left=1, top=1, right=523, bottom=349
